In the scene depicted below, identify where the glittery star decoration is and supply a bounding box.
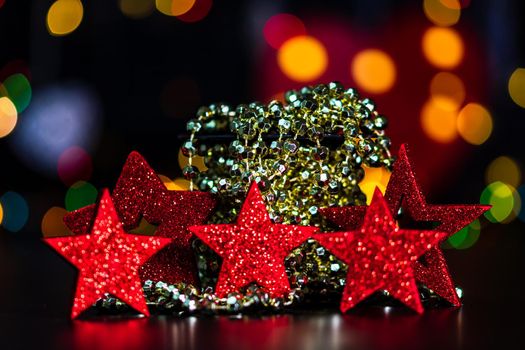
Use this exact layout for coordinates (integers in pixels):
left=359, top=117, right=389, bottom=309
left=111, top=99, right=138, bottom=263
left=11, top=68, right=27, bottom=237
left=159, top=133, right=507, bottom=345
left=45, top=189, right=172, bottom=319
left=63, top=151, right=216, bottom=285
left=321, top=144, right=490, bottom=306
left=315, top=189, right=447, bottom=313
left=189, top=182, right=318, bottom=297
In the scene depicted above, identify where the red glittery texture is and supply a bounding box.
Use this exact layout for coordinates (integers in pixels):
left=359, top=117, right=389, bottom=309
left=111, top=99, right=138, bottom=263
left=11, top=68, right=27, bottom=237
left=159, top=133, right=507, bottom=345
left=315, top=189, right=447, bottom=313
left=320, top=144, right=490, bottom=306
left=45, top=190, right=172, bottom=319
left=189, top=182, right=318, bottom=297
left=63, top=152, right=216, bottom=285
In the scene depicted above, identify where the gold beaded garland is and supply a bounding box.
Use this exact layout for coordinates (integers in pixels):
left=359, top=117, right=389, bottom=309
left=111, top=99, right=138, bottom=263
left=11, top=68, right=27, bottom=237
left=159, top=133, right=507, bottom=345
left=182, top=82, right=394, bottom=227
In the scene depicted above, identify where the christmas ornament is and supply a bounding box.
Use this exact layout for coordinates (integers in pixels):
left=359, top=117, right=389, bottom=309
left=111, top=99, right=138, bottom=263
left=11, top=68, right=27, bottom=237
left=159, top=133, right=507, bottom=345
left=63, top=151, right=216, bottom=285
left=189, top=182, right=318, bottom=297
left=44, top=189, right=172, bottom=319
left=320, top=144, right=490, bottom=305
left=315, top=189, right=447, bottom=313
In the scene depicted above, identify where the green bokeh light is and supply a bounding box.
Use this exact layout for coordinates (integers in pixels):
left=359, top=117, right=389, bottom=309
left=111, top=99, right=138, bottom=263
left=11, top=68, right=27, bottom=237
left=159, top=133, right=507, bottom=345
left=447, top=219, right=481, bottom=249
left=2, top=73, right=32, bottom=113
left=65, top=181, right=98, bottom=211
left=480, top=181, right=515, bottom=223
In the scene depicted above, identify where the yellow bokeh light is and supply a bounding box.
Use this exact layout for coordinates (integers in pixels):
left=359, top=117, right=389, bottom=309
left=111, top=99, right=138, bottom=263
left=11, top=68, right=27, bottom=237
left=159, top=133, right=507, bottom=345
left=440, top=0, right=462, bottom=9
left=41, top=207, right=71, bottom=238
left=0, top=83, right=8, bottom=97
left=46, top=0, right=84, bottom=36
left=158, top=174, right=191, bottom=191
left=360, top=166, right=391, bottom=204
left=508, top=68, right=525, bottom=108
left=482, top=182, right=517, bottom=223
left=0, top=97, right=18, bottom=138
left=277, top=36, right=328, bottom=82
left=158, top=174, right=177, bottom=190
left=486, top=156, right=521, bottom=188
left=178, top=149, right=208, bottom=172
left=360, top=182, right=387, bottom=205
left=423, top=0, right=461, bottom=26
left=173, top=178, right=191, bottom=190
left=119, top=0, right=155, bottom=19
left=0, top=202, right=3, bottom=224
left=351, top=49, right=396, bottom=94
left=422, top=27, right=464, bottom=69
left=457, top=103, right=493, bottom=145
left=156, top=0, right=195, bottom=16
left=420, top=99, right=458, bottom=143
left=430, top=72, right=465, bottom=111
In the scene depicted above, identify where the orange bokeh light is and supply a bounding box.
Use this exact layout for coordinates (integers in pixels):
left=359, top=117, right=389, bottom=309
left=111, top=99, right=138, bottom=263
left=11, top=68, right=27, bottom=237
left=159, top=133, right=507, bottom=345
left=457, top=103, right=493, bottom=145
left=41, top=207, right=71, bottom=237
left=277, top=36, right=328, bottom=82
left=422, top=27, right=464, bottom=69
left=351, top=49, right=396, bottom=94
left=430, top=72, right=465, bottom=111
left=420, top=98, right=458, bottom=143
left=156, top=0, right=195, bottom=16
left=423, top=0, right=461, bottom=26
left=0, top=97, right=18, bottom=138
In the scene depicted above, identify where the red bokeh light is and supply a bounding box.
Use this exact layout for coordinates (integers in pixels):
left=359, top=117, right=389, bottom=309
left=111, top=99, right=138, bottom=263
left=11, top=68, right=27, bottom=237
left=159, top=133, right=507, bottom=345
left=57, top=146, right=93, bottom=186
left=264, top=13, right=307, bottom=49
left=177, top=0, right=213, bottom=23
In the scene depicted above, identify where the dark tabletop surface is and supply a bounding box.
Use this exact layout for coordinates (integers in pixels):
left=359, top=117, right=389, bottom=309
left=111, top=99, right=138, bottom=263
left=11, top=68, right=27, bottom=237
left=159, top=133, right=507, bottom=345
left=0, top=220, right=524, bottom=350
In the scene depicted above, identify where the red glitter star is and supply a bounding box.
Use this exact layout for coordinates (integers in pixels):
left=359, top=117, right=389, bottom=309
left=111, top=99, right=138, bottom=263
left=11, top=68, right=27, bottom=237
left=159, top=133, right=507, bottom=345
left=189, top=182, right=318, bottom=297
left=44, top=190, right=172, bottom=319
left=63, top=152, right=216, bottom=285
left=321, top=144, right=490, bottom=306
left=315, top=189, right=447, bottom=313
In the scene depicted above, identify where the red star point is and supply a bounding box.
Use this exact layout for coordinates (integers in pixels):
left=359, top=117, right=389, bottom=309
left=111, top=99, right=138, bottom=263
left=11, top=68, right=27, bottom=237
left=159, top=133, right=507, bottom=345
left=315, top=189, right=447, bottom=313
left=189, top=182, right=318, bottom=297
left=63, top=151, right=216, bottom=285
left=45, top=189, right=172, bottom=319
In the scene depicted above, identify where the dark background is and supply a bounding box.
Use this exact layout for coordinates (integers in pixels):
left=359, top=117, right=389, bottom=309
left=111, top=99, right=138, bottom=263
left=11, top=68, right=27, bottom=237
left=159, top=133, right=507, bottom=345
left=1, top=1, right=524, bottom=349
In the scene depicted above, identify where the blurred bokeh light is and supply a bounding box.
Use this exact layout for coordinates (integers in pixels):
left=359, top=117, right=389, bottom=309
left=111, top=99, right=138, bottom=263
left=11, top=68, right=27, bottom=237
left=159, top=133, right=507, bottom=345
left=420, top=98, right=458, bottom=143
left=156, top=0, right=195, bottom=17
left=176, top=0, right=212, bottom=22
left=263, top=14, right=306, bottom=50
left=0, top=97, right=17, bottom=138
left=46, top=0, right=84, bottom=36
left=429, top=72, right=465, bottom=111
left=0, top=191, right=29, bottom=232
left=178, top=149, right=207, bottom=172
left=456, top=103, right=492, bottom=145
left=422, top=27, right=464, bottom=68
left=41, top=206, right=70, bottom=237
left=486, top=156, right=521, bottom=188
left=65, top=181, right=98, bottom=211
left=481, top=181, right=519, bottom=223
left=119, top=0, right=155, bottom=19
left=351, top=49, right=396, bottom=94
left=10, top=84, right=101, bottom=178
left=2, top=73, right=31, bottom=113
left=508, top=68, right=525, bottom=108
left=57, top=146, right=93, bottom=186
left=277, top=36, right=328, bottom=82
left=423, top=0, right=461, bottom=26
left=359, top=167, right=391, bottom=205
left=446, top=219, right=480, bottom=249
